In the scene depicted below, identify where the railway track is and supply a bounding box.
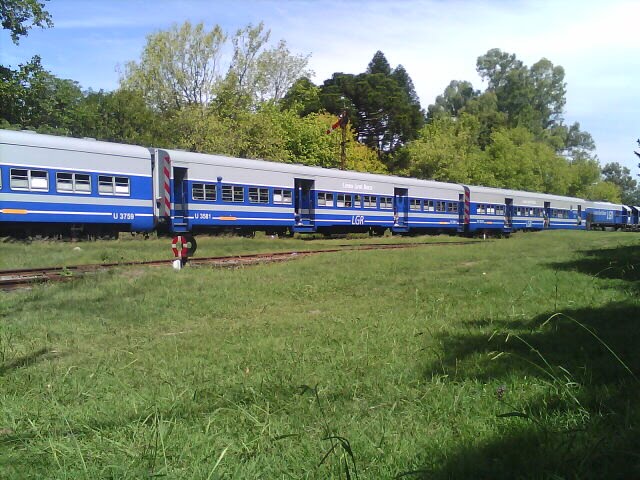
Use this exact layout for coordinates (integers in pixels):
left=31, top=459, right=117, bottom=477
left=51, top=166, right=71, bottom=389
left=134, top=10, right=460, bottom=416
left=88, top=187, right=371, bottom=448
left=0, top=240, right=484, bottom=291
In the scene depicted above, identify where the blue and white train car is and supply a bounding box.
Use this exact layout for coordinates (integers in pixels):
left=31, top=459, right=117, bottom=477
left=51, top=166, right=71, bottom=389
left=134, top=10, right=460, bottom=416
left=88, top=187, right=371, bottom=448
left=464, top=186, right=586, bottom=233
left=152, top=148, right=466, bottom=236
left=0, top=130, right=155, bottom=237
left=586, top=201, right=627, bottom=230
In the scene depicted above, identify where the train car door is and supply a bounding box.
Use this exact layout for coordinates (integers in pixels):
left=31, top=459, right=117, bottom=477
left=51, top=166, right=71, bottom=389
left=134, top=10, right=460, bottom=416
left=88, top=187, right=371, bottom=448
left=577, top=204, right=583, bottom=226
left=504, top=198, right=513, bottom=229
left=172, top=167, right=188, bottom=230
left=394, top=188, right=408, bottom=228
left=294, top=178, right=314, bottom=226
left=544, top=201, right=551, bottom=228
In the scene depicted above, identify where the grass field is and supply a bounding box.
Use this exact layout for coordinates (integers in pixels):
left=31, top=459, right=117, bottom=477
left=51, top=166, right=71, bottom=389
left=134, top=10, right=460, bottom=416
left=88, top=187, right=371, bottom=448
left=1, top=231, right=639, bottom=479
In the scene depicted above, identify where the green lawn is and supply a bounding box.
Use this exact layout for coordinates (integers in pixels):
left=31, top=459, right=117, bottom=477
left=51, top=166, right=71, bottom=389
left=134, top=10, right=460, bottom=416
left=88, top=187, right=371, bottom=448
left=1, top=231, right=639, bottom=479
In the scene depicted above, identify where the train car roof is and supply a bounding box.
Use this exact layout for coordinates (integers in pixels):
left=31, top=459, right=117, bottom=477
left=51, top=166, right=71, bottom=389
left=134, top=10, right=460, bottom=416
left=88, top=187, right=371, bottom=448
left=157, top=148, right=464, bottom=191
left=466, top=184, right=586, bottom=203
left=0, top=129, right=151, bottom=160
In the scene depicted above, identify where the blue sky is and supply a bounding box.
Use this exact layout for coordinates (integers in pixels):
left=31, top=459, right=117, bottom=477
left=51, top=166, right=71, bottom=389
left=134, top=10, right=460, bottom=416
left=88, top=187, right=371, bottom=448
left=2, top=0, right=638, bottom=172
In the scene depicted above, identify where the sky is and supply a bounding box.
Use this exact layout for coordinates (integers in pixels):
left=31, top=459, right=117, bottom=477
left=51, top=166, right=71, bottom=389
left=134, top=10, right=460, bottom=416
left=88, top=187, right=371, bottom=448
left=2, top=0, right=639, bottom=172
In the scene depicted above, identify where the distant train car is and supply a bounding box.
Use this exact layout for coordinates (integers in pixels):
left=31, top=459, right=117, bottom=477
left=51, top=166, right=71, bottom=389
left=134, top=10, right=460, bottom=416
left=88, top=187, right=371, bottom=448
left=151, top=148, right=466, bottom=236
left=463, top=187, right=587, bottom=234
left=586, top=201, right=628, bottom=230
left=0, top=130, right=155, bottom=237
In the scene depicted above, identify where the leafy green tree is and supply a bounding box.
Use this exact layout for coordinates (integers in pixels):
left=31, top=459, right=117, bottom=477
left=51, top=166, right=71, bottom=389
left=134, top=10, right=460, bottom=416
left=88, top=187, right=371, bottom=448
left=585, top=181, right=622, bottom=203
left=122, top=21, right=227, bottom=111
left=404, top=114, right=489, bottom=184
left=0, top=55, right=84, bottom=133
left=280, top=76, right=322, bottom=116
left=427, top=80, right=478, bottom=120
left=601, top=162, right=638, bottom=204
left=76, top=89, right=162, bottom=145
left=1, top=0, right=52, bottom=44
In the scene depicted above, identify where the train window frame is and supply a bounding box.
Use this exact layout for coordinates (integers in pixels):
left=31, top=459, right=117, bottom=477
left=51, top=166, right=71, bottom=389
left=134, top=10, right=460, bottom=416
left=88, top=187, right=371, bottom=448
left=317, top=192, right=334, bottom=207
left=380, top=196, right=393, bottom=209
left=336, top=193, right=352, bottom=208
left=192, top=183, right=217, bottom=201
left=98, top=175, right=130, bottom=196
left=10, top=168, right=49, bottom=192
left=477, top=204, right=486, bottom=214
left=436, top=201, right=446, bottom=212
left=249, top=187, right=269, bottom=204
left=447, top=202, right=458, bottom=213
left=273, top=189, right=292, bottom=204
left=410, top=199, right=422, bottom=211
left=363, top=195, right=376, bottom=208
left=56, top=172, right=91, bottom=194
left=222, top=185, right=244, bottom=202
left=425, top=200, right=434, bottom=212
left=354, top=194, right=362, bottom=207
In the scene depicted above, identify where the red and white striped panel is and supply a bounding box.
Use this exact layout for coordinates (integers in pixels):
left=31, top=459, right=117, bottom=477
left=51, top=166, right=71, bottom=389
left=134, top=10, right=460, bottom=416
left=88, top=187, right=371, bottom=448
left=463, top=187, right=470, bottom=225
left=162, top=155, right=171, bottom=217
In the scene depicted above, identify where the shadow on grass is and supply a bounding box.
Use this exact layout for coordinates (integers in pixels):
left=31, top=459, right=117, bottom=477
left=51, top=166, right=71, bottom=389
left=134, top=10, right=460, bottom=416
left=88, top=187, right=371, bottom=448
left=549, top=244, right=640, bottom=285
left=0, top=347, right=58, bottom=376
left=407, top=243, right=640, bottom=479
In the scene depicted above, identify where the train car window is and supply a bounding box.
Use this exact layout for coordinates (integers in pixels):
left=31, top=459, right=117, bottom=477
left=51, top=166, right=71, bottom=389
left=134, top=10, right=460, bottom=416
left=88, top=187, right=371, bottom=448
left=98, top=175, right=114, bottom=194
left=363, top=195, right=376, bottom=208
left=477, top=204, right=486, bottom=214
left=115, top=177, right=130, bottom=195
left=98, top=175, right=130, bottom=196
left=425, top=200, right=434, bottom=212
left=56, top=173, right=73, bottom=191
left=380, top=197, right=393, bottom=209
left=335, top=194, right=352, bottom=208
left=222, top=185, right=244, bottom=202
left=487, top=205, right=495, bottom=214
left=317, top=192, right=333, bottom=207
left=193, top=183, right=216, bottom=201
left=436, top=201, right=446, bottom=212
left=344, top=194, right=353, bottom=208
left=75, top=174, right=91, bottom=193
left=30, top=170, right=48, bottom=190
left=354, top=194, right=362, bottom=207
left=10, top=169, right=48, bottom=191
left=410, top=199, right=421, bottom=211
left=496, top=205, right=505, bottom=215
left=10, top=169, right=29, bottom=189
left=273, top=189, right=292, bottom=204
left=56, top=172, right=91, bottom=194
left=447, top=202, right=458, bottom=213
left=249, top=187, right=269, bottom=203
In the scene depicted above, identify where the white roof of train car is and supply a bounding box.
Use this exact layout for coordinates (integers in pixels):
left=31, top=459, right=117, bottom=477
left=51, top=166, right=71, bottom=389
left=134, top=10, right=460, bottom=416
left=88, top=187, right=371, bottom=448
left=0, top=129, right=151, bottom=160
left=158, top=148, right=464, bottom=192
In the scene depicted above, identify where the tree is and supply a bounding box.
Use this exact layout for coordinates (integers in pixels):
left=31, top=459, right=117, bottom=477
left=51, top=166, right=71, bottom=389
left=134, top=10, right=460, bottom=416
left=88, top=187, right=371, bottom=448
left=404, top=114, right=489, bottom=184
left=427, top=80, right=478, bottom=120
left=121, top=21, right=226, bottom=111
left=1, top=0, right=52, bottom=44
left=317, top=52, right=424, bottom=162
left=601, top=162, right=638, bottom=204
left=0, top=55, right=84, bottom=133
left=280, top=76, right=322, bottom=116
left=254, top=39, right=312, bottom=102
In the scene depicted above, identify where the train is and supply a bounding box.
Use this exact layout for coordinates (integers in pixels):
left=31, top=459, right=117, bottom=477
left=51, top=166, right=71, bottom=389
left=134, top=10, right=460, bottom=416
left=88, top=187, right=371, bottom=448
left=1, top=129, right=638, bottom=252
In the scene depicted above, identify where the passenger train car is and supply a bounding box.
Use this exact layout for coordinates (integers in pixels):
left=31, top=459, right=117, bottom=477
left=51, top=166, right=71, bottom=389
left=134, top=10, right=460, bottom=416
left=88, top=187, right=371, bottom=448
left=0, top=129, right=636, bottom=242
